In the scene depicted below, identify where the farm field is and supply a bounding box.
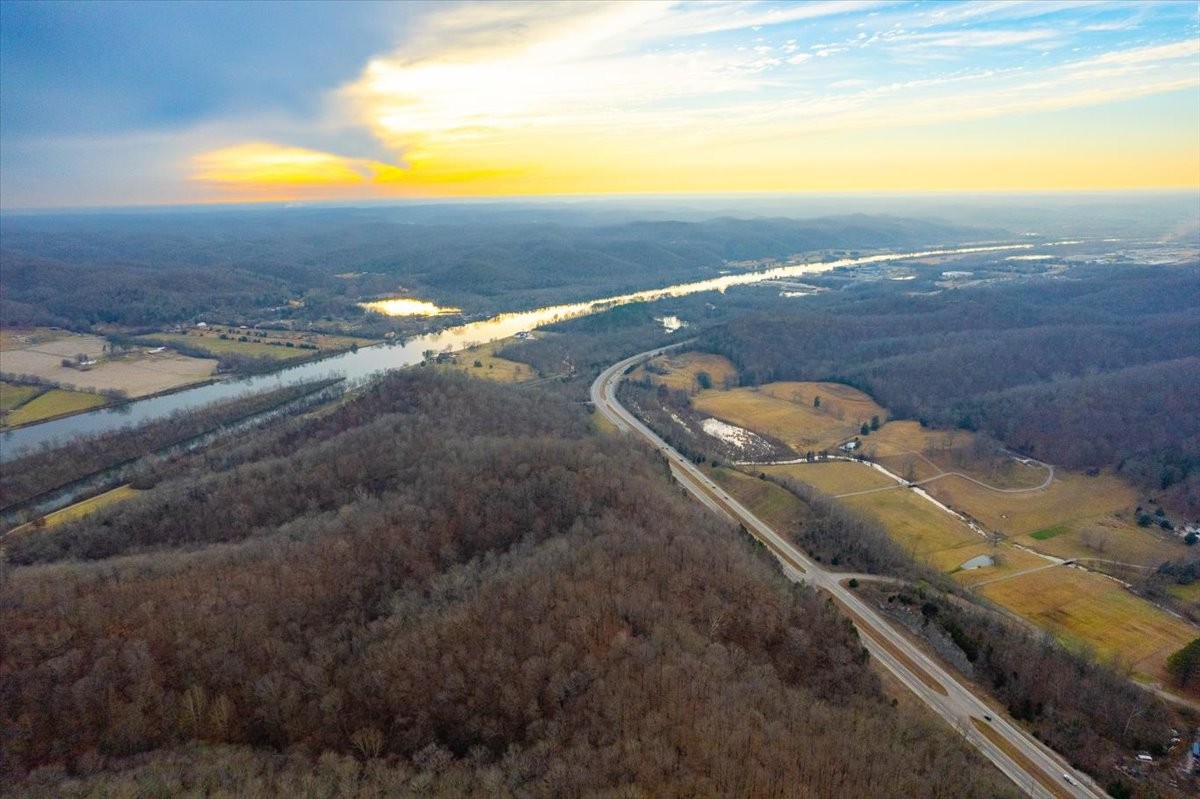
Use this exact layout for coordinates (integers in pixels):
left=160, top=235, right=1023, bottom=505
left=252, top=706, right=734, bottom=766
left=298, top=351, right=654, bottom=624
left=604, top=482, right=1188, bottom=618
left=694, top=380, right=886, bottom=453
left=762, top=460, right=898, bottom=496
left=923, top=470, right=1182, bottom=567
left=147, top=325, right=372, bottom=354
left=434, top=339, right=538, bottom=383
left=2, top=327, right=220, bottom=399
left=710, top=466, right=809, bottom=533
left=842, top=488, right=1044, bottom=578
left=864, top=421, right=1048, bottom=490
left=636, top=352, right=738, bottom=393
left=11, top=486, right=141, bottom=534
left=0, top=381, right=40, bottom=412
left=3, top=389, right=108, bottom=427
left=696, top=431, right=1196, bottom=689
left=138, top=333, right=314, bottom=361
left=978, top=566, right=1198, bottom=682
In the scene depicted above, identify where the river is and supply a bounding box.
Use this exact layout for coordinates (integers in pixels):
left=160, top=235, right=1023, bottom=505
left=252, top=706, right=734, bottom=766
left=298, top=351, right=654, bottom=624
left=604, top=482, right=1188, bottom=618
left=1, top=242, right=1031, bottom=457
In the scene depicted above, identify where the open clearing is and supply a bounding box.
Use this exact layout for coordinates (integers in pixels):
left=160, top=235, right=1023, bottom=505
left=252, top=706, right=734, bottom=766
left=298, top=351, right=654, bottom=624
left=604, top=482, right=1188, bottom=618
left=14, top=486, right=141, bottom=533
left=978, top=566, right=1198, bottom=682
left=0, top=381, right=41, bottom=412
left=695, top=381, right=886, bottom=453
left=2, top=328, right=219, bottom=399
left=842, top=488, right=1044, bottom=580
left=138, top=332, right=312, bottom=361
left=664, top=365, right=1197, bottom=687
left=924, top=470, right=1182, bottom=568
left=4, top=389, right=108, bottom=427
left=762, top=461, right=897, bottom=496
left=635, top=352, right=738, bottom=393
left=710, top=466, right=810, bottom=533
left=864, top=421, right=1048, bottom=489
left=435, top=339, right=537, bottom=383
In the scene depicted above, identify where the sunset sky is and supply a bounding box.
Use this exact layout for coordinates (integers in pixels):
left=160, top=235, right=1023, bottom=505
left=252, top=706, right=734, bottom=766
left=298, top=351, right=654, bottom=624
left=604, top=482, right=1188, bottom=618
left=2, top=0, right=1198, bottom=208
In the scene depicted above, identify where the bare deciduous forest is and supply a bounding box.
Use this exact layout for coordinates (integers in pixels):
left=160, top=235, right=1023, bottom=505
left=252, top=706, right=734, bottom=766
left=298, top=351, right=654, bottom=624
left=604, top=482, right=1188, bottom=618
left=700, top=265, right=1200, bottom=514
left=1, top=372, right=1019, bottom=797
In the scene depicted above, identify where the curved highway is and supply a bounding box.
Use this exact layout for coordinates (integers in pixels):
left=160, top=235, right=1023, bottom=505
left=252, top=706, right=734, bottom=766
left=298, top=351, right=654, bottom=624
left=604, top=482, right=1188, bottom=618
left=592, top=347, right=1105, bottom=799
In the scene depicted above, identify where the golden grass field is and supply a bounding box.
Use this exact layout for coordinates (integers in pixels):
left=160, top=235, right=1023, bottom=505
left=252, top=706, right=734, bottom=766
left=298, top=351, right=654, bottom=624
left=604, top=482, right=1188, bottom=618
left=5, top=486, right=141, bottom=537
left=435, top=340, right=538, bottom=383
left=762, top=461, right=898, bottom=496
left=843, top=488, right=1037, bottom=576
left=648, top=369, right=1198, bottom=688
left=40, top=486, right=139, bottom=529
left=923, top=470, right=1182, bottom=568
left=695, top=381, right=886, bottom=453
left=4, top=389, right=108, bottom=427
left=635, top=352, right=738, bottom=393
left=863, top=421, right=1048, bottom=489
left=710, top=466, right=809, bottom=533
left=978, top=566, right=1198, bottom=682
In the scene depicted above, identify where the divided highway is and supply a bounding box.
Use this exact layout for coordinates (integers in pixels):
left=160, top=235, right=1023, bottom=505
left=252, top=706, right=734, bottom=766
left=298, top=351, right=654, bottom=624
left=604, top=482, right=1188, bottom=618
left=591, top=347, right=1105, bottom=799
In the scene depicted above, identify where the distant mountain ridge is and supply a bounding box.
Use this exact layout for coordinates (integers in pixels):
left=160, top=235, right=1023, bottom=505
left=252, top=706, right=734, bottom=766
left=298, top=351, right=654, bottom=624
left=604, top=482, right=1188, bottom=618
left=0, top=209, right=1004, bottom=327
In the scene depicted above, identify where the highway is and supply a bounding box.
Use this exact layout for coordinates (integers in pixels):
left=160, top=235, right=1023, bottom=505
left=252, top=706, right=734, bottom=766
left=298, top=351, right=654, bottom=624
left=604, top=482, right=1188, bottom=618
left=591, top=347, right=1106, bottom=799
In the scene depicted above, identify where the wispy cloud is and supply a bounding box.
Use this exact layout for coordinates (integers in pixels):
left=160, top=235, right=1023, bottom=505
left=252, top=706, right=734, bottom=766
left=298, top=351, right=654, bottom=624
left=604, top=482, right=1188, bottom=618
left=158, top=1, right=1200, bottom=197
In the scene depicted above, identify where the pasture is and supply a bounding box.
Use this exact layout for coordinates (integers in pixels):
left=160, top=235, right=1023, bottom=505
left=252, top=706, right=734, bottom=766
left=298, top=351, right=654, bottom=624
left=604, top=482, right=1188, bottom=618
left=695, top=380, right=886, bottom=453
left=0, top=381, right=41, bottom=413
left=138, top=332, right=312, bottom=361
left=978, top=566, right=1199, bottom=682
left=841, top=488, right=1043, bottom=579
left=436, top=339, right=538, bottom=383
left=15, top=486, right=141, bottom=533
left=2, top=327, right=219, bottom=400
left=762, top=461, right=898, bottom=496
left=924, top=470, right=1182, bottom=568
left=710, top=466, right=809, bottom=533
left=636, top=352, right=738, bottom=393
left=3, top=389, right=108, bottom=427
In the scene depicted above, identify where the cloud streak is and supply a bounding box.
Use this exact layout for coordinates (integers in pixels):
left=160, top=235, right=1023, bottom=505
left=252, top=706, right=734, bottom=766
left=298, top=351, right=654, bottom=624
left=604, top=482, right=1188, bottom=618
left=6, top=0, right=1197, bottom=205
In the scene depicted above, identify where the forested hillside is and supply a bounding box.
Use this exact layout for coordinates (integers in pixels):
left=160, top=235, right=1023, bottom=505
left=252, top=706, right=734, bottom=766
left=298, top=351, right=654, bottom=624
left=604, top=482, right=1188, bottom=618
left=0, top=209, right=994, bottom=328
left=1, top=371, right=1016, bottom=797
left=701, top=264, right=1200, bottom=512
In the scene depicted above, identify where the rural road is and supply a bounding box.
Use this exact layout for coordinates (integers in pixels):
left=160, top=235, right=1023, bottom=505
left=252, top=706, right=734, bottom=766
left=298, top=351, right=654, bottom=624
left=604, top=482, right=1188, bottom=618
left=591, top=347, right=1106, bottom=799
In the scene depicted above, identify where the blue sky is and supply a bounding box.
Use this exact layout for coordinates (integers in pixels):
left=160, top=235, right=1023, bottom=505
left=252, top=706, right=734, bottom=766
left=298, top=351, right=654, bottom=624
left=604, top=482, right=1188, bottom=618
left=2, top=1, right=1197, bottom=207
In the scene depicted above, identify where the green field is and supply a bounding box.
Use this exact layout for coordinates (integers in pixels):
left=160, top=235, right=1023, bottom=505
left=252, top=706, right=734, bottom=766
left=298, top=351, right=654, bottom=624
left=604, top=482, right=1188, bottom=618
left=0, top=381, right=41, bottom=412
left=137, top=333, right=312, bottom=361
left=3, top=389, right=108, bottom=427
left=1030, top=525, right=1067, bottom=541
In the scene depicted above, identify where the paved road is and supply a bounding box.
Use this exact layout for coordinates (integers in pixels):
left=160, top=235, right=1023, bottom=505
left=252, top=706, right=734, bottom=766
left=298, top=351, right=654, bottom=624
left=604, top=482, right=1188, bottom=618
left=591, top=347, right=1105, bottom=799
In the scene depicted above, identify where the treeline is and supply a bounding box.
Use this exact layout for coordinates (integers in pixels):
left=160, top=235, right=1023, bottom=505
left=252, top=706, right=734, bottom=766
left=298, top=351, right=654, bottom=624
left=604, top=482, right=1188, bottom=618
left=1, top=371, right=1017, bottom=797
left=869, top=583, right=1184, bottom=798
left=0, top=378, right=342, bottom=515
left=1, top=209, right=993, bottom=329
left=766, top=474, right=919, bottom=577
left=701, top=264, right=1200, bottom=511
left=616, top=377, right=1187, bottom=796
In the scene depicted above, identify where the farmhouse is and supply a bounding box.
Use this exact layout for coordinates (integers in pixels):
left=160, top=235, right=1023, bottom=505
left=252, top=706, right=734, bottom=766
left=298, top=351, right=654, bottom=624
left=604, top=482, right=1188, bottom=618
left=840, top=440, right=859, bottom=452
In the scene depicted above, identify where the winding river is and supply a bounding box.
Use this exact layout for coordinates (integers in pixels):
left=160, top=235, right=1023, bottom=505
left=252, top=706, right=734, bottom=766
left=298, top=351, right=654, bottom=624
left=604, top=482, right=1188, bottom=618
left=1, top=242, right=1031, bottom=458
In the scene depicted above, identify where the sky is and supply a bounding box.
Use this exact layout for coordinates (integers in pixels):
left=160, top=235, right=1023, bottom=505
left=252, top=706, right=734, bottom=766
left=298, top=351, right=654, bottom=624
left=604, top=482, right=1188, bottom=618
left=1, top=0, right=1198, bottom=208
